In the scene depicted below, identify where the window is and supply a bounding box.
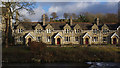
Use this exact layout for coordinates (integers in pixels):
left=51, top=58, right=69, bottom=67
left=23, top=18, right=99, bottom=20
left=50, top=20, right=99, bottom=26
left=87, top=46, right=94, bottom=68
left=18, top=36, right=23, bottom=42
left=92, top=37, right=98, bottom=42
left=37, top=37, right=41, bottom=42
left=47, top=29, right=51, bottom=33
left=69, top=37, right=70, bottom=41
left=64, top=37, right=70, bottom=42
left=47, top=36, right=50, bottom=42
left=103, top=29, right=109, bottom=34
left=18, top=29, right=23, bottom=33
left=37, top=29, right=41, bottom=33
left=93, top=29, right=97, bottom=34
left=75, top=37, right=79, bottom=41
left=64, top=37, right=67, bottom=41
left=75, top=29, right=80, bottom=33
left=65, top=29, right=69, bottom=33
left=103, top=37, right=107, bottom=41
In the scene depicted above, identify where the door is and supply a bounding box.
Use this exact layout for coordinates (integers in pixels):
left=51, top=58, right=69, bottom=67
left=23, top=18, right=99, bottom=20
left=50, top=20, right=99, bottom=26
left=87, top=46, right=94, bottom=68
left=28, top=38, right=31, bottom=46
left=57, top=38, right=60, bottom=45
left=113, top=38, right=117, bottom=44
left=85, top=38, right=89, bottom=44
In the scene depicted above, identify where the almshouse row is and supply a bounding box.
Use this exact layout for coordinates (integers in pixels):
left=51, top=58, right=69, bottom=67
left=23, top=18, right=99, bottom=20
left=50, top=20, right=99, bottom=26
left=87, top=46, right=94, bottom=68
left=12, top=14, right=120, bottom=46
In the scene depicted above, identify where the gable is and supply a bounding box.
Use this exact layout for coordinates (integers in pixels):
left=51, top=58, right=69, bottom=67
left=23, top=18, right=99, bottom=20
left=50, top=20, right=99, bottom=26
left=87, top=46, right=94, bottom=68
left=16, top=24, right=25, bottom=29
left=54, top=33, right=62, bottom=38
left=63, top=24, right=71, bottom=29
left=111, top=33, right=119, bottom=38
left=102, top=24, right=109, bottom=30
left=92, top=24, right=98, bottom=29
left=25, top=33, right=35, bottom=39
left=35, top=24, right=43, bottom=29
left=74, top=24, right=81, bottom=29
left=83, top=33, right=91, bottom=38
left=117, top=26, right=120, bottom=30
left=45, top=24, right=54, bottom=30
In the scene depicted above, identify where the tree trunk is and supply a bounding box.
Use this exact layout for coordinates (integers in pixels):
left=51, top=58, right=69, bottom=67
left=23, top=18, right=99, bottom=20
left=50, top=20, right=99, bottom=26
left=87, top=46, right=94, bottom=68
left=5, top=18, right=9, bottom=48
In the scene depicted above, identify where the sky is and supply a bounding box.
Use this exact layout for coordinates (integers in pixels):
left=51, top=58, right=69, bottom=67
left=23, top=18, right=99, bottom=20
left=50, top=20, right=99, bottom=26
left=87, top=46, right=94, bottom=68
left=19, top=1, right=119, bottom=22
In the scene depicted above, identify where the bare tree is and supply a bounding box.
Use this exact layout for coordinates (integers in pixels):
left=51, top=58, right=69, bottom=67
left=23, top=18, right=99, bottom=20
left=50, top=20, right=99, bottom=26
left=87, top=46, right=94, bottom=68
left=2, top=2, right=35, bottom=48
left=64, top=13, right=69, bottom=19
left=51, top=12, right=58, bottom=21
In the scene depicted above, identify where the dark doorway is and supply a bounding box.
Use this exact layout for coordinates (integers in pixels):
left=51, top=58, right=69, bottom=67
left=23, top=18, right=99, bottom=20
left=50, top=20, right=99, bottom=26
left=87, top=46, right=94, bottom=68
left=113, top=38, right=117, bottom=44
left=57, top=38, right=60, bottom=45
left=85, top=38, right=89, bottom=44
left=28, top=38, right=31, bottom=46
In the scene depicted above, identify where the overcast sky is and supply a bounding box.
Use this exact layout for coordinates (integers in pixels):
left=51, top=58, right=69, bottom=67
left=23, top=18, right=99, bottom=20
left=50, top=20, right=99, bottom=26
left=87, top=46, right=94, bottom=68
left=19, top=2, right=119, bottom=22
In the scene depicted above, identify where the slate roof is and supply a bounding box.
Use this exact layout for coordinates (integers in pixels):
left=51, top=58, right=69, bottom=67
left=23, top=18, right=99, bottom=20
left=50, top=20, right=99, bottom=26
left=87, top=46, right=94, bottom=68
left=14, top=22, right=120, bottom=30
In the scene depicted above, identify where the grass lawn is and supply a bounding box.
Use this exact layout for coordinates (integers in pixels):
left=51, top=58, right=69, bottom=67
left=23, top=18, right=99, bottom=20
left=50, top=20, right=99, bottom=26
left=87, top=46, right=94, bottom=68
left=2, top=45, right=120, bottom=63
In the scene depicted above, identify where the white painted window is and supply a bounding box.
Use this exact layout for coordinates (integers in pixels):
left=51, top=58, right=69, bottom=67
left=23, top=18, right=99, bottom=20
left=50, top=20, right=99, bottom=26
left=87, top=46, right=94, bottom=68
left=92, top=37, right=98, bottom=42
left=65, top=29, right=69, bottom=33
left=47, top=36, right=50, bottom=42
left=37, top=37, right=41, bottom=42
left=37, top=29, right=41, bottom=33
left=103, top=37, right=107, bottom=41
left=103, top=29, right=109, bottom=34
left=18, top=29, right=23, bottom=33
left=46, top=29, right=51, bottom=33
left=64, top=37, right=70, bottom=42
left=93, top=29, right=97, bottom=34
left=18, top=36, right=23, bottom=42
left=75, top=37, right=79, bottom=41
left=75, top=29, right=80, bottom=33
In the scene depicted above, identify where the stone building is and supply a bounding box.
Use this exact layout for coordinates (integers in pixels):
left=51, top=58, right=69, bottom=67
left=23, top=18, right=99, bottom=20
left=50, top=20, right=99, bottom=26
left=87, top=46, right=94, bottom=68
left=13, top=14, right=120, bottom=45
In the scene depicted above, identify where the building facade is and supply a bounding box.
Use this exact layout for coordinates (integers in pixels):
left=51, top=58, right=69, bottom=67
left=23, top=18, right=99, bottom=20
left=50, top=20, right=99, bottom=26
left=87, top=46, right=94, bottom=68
left=13, top=15, right=120, bottom=45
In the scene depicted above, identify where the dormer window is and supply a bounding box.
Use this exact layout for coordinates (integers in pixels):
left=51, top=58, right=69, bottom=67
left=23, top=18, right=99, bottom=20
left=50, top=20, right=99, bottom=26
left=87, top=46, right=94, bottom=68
left=93, top=29, right=97, bottom=34
left=37, top=29, right=42, bottom=33
left=18, top=29, right=23, bottom=33
left=65, top=29, right=69, bottom=33
left=103, top=29, right=109, bottom=34
left=75, top=29, right=80, bottom=33
left=46, top=29, right=51, bottom=33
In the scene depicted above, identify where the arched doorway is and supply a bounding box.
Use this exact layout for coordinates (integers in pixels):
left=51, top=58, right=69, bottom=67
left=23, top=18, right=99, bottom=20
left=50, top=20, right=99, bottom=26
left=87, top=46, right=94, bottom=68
left=85, top=38, right=89, bottom=44
left=28, top=38, right=31, bottom=46
left=57, top=38, right=60, bottom=45
left=113, top=38, right=117, bottom=44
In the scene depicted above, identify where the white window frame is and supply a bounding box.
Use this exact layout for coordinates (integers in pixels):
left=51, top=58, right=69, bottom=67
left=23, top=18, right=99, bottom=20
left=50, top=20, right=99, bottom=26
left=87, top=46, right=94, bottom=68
left=64, top=36, right=70, bottom=42
left=46, top=29, right=51, bottom=33
left=103, top=37, right=107, bottom=42
left=65, top=29, right=69, bottom=33
left=37, top=29, right=42, bottom=33
left=17, top=36, right=22, bottom=42
left=37, top=36, right=41, bottom=42
left=75, top=29, right=80, bottom=33
left=93, top=29, right=97, bottom=34
left=75, top=37, right=79, bottom=41
left=18, top=29, right=23, bottom=33
left=92, top=37, right=98, bottom=42
left=103, top=29, right=109, bottom=34
left=47, top=36, right=50, bottom=42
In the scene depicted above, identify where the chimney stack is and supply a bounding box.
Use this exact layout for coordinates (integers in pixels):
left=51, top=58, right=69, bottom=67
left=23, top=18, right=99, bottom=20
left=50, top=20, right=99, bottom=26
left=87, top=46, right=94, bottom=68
left=70, top=16, right=72, bottom=26
left=43, top=14, right=45, bottom=26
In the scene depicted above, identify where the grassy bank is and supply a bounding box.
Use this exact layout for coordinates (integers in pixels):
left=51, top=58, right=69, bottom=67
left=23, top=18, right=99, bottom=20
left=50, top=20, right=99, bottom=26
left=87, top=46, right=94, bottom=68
left=2, top=46, right=120, bottom=63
